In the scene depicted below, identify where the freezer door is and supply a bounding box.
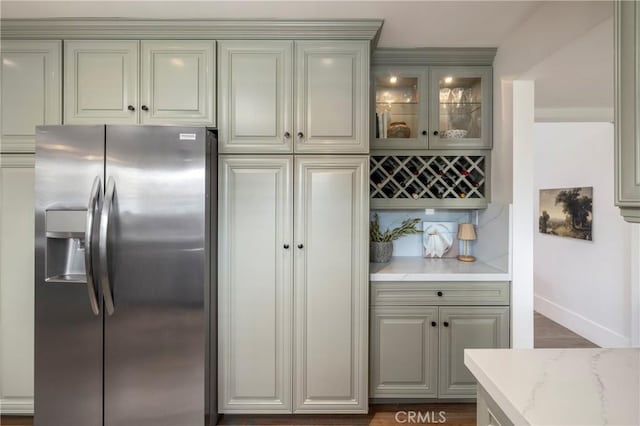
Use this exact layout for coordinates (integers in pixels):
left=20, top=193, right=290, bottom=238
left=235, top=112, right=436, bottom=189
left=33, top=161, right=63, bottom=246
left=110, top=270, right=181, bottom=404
left=34, top=125, right=105, bottom=426
left=102, top=126, right=207, bottom=426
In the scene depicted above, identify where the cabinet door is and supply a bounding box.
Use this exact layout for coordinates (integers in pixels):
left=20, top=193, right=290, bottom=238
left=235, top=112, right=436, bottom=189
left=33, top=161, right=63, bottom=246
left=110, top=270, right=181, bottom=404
left=64, top=40, right=138, bottom=124
left=293, top=156, right=369, bottom=413
left=0, top=155, right=35, bottom=414
left=1, top=41, right=61, bottom=153
left=615, top=1, right=640, bottom=221
left=372, top=66, right=429, bottom=150
left=438, top=307, right=509, bottom=398
left=218, top=156, right=293, bottom=413
left=370, top=306, right=438, bottom=398
left=429, top=67, right=492, bottom=149
left=218, top=41, right=293, bottom=153
left=294, top=41, right=369, bottom=154
left=140, top=41, right=216, bottom=125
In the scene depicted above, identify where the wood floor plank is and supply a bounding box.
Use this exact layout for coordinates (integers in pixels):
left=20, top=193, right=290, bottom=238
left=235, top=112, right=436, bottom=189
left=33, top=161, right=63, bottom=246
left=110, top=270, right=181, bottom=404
left=533, top=312, right=598, bottom=348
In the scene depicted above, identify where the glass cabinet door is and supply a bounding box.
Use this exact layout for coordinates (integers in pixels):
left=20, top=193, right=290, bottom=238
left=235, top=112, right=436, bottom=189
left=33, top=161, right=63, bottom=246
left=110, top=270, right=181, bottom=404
left=372, top=66, right=428, bottom=149
left=429, top=67, right=492, bottom=149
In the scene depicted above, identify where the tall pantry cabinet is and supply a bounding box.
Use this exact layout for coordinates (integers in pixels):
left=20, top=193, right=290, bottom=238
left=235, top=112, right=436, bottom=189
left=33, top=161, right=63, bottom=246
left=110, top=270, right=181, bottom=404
left=217, top=40, right=370, bottom=414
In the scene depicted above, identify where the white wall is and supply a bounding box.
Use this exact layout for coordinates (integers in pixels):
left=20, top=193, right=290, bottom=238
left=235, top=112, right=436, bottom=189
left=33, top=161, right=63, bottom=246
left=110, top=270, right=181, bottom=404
left=492, top=1, right=613, bottom=348
left=534, top=122, right=631, bottom=347
left=511, top=81, right=535, bottom=348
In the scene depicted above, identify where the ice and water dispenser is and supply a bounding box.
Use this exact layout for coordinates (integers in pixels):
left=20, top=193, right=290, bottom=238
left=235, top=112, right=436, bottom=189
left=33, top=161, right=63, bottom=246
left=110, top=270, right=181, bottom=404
left=45, top=210, right=88, bottom=283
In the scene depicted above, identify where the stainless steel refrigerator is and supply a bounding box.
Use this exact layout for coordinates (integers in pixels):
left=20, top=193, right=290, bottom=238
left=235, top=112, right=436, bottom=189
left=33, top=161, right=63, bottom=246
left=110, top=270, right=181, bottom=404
left=34, top=125, right=216, bottom=426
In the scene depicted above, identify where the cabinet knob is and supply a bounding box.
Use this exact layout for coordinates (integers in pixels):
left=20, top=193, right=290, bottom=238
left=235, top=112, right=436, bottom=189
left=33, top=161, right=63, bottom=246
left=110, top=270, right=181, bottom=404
left=431, top=321, right=437, bottom=327
left=127, top=105, right=135, bottom=111
left=437, top=291, right=443, bottom=297
left=141, top=105, right=149, bottom=111
left=421, top=130, right=427, bottom=136
left=433, top=130, right=439, bottom=136
left=443, top=321, right=449, bottom=327
left=284, top=132, right=291, bottom=139
left=283, top=244, right=290, bottom=249
left=297, top=132, right=304, bottom=139
left=297, top=244, right=304, bottom=249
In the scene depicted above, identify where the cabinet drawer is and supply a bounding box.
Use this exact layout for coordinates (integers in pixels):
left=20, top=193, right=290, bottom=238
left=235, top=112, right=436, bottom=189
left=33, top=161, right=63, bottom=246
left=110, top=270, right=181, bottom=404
left=370, top=281, right=509, bottom=306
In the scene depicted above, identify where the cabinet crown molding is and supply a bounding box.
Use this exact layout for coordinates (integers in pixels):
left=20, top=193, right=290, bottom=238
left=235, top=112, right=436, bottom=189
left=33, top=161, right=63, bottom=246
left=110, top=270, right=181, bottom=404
left=373, top=47, right=497, bottom=66
left=0, top=18, right=384, bottom=43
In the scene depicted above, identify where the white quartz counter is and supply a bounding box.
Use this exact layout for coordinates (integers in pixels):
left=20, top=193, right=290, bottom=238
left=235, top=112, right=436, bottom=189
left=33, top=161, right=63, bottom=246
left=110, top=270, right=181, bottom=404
left=465, top=348, right=640, bottom=426
left=370, top=257, right=511, bottom=281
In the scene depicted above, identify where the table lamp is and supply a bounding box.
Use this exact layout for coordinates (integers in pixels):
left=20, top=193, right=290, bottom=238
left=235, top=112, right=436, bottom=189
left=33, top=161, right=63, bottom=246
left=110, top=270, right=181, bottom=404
left=457, top=223, right=477, bottom=262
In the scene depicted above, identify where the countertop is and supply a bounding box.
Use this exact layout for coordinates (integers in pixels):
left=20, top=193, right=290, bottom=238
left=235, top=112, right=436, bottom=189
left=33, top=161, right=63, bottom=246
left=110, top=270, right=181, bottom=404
left=369, top=257, right=511, bottom=281
left=465, top=348, right=640, bottom=426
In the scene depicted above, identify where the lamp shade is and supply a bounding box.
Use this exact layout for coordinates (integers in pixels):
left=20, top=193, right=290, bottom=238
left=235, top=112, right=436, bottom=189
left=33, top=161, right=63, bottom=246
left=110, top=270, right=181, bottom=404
left=457, top=223, right=477, bottom=241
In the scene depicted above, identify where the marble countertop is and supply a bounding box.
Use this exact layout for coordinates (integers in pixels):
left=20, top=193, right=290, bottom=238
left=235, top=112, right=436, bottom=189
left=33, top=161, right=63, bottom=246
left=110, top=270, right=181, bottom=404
left=465, top=348, right=640, bottom=426
left=370, top=257, right=511, bottom=281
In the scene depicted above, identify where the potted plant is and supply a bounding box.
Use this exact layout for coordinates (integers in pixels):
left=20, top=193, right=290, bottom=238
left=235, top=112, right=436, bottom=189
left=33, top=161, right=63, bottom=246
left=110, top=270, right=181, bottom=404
left=370, top=213, right=422, bottom=263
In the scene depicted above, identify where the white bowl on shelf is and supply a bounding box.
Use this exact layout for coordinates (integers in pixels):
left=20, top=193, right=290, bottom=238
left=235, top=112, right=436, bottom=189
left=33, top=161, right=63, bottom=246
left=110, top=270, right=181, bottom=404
left=443, top=129, right=468, bottom=139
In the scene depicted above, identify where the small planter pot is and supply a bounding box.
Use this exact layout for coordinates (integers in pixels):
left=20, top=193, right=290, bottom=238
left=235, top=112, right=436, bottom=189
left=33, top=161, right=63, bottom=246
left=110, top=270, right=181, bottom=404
left=370, top=241, right=393, bottom=263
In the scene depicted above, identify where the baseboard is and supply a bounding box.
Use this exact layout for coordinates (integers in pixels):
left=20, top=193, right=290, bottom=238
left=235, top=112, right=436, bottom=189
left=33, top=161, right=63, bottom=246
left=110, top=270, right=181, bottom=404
left=0, top=397, right=34, bottom=415
left=534, top=294, right=630, bottom=347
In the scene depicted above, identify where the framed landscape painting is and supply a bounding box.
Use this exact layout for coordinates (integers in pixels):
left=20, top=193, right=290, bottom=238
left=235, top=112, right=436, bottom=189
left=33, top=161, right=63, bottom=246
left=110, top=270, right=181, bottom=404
left=539, top=187, right=593, bottom=241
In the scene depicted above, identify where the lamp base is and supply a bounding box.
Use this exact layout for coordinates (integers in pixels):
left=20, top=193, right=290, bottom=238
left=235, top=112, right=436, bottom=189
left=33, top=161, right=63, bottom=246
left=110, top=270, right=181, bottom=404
left=457, top=255, right=476, bottom=263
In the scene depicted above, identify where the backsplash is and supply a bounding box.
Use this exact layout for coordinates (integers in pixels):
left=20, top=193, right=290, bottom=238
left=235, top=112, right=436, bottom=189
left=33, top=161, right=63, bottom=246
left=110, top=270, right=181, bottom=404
left=371, top=203, right=511, bottom=272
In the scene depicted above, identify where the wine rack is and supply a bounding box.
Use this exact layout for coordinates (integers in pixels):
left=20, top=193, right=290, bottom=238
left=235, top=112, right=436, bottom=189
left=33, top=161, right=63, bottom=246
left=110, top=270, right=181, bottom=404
left=370, top=151, right=489, bottom=209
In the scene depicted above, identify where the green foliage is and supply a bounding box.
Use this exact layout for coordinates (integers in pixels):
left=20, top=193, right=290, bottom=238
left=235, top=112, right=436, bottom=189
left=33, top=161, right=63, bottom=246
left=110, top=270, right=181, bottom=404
left=370, top=213, right=422, bottom=242
left=554, top=188, right=592, bottom=231
left=539, top=210, right=550, bottom=233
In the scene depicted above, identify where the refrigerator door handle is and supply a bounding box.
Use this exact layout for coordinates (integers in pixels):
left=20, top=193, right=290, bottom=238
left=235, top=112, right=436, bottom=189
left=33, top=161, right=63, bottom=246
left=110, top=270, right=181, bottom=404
left=84, top=176, right=102, bottom=316
left=99, top=176, right=116, bottom=316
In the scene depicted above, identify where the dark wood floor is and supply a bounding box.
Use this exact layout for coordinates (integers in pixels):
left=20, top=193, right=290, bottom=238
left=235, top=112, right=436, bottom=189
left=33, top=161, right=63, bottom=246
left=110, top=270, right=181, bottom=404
left=533, top=311, right=598, bottom=348
left=0, top=312, right=597, bottom=426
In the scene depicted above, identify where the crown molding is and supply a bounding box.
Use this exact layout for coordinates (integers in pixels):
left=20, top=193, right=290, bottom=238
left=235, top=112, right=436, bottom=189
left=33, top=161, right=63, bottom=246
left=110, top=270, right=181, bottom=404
left=0, top=18, right=384, bottom=44
left=373, top=47, right=497, bottom=66
left=0, top=153, right=35, bottom=168
left=0, top=397, right=34, bottom=415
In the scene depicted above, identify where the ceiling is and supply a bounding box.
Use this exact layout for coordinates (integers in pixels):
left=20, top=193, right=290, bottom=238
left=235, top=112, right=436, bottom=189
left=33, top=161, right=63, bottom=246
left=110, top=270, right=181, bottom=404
left=1, top=1, right=542, bottom=47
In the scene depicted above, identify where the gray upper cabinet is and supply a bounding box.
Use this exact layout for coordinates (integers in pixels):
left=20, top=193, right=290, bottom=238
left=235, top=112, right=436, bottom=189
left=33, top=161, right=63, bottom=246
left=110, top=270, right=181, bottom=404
left=1, top=40, right=61, bottom=153
left=429, top=67, right=492, bottom=150
left=64, top=40, right=139, bottom=124
left=615, top=1, right=640, bottom=222
left=64, top=40, right=215, bottom=126
left=372, top=66, right=429, bottom=150
left=295, top=41, right=369, bottom=154
left=218, top=40, right=369, bottom=154
left=218, top=41, right=293, bottom=153
left=371, top=49, right=495, bottom=151
left=140, top=41, right=216, bottom=125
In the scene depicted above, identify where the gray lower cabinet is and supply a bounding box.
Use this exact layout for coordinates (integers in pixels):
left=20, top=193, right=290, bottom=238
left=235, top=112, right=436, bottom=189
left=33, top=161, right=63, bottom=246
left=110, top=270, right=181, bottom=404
left=370, top=306, right=438, bottom=398
left=438, top=306, right=509, bottom=398
left=370, top=281, right=510, bottom=400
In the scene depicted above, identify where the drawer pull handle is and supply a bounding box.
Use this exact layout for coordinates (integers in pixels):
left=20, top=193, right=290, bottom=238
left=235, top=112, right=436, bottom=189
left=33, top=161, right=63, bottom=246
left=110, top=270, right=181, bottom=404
left=431, top=321, right=437, bottom=327
left=283, top=244, right=290, bottom=249
left=443, top=321, right=449, bottom=327
left=437, top=291, right=443, bottom=297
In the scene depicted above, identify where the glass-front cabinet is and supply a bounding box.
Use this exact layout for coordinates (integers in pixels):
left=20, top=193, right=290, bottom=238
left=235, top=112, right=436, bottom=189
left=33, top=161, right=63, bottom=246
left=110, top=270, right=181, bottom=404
left=429, top=67, right=492, bottom=149
left=373, top=66, right=428, bottom=149
left=372, top=65, right=492, bottom=150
